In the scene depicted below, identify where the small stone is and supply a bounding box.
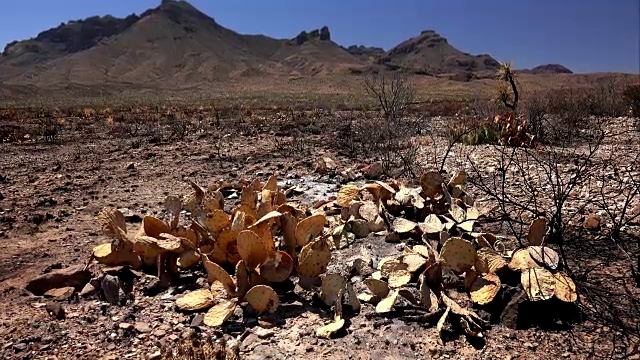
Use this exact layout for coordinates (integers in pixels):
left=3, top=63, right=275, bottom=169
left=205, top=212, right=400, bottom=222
left=362, top=162, right=384, bottom=179
left=44, top=286, right=75, bottom=300
left=241, top=333, right=260, bottom=351
left=254, top=327, right=274, bottom=339
left=119, top=323, right=134, bottom=331
left=153, top=329, right=167, bottom=337
left=384, top=232, right=401, bottom=243
left=13, top=343, right=27, bottom=352
left=80, top=281, right=99, bottom=298
left=25, top=265, right=91, bottom=295
left=148, top=351, right=162, bottom=360
left=126, top=163, right=136, bottom=170
left=350, top=219, right=370, bottom=238
left=135, top=322, right=152, bottom=333
left=45, top=302, right=65, bottom=320
left=101, top=275, right=121, bottom=305
left=584, top=214, right=601, bottom=231
left=190, top=314, right=204, bottom=327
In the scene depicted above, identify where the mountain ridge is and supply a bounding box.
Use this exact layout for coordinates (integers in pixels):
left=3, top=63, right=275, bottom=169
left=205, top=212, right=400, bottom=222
left=0, top=0, right=575, bottom=90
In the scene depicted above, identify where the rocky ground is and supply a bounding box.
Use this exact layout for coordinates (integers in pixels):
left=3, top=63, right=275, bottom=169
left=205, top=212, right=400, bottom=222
left=0, top=114, right=638, bottom=360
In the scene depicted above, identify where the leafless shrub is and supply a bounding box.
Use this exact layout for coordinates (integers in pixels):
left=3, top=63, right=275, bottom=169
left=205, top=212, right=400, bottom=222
left=588, top=77, right=629, bottom=117
left=464, top=118, right=640, bottom=357
left=337, top=71, right=423, bottom=177
left=467, top=124, right=604, bottom=247
left=209, top=120, right=234, bottom=159
left=364, top=70, right=415, bottom=121
left=522, top=92, right=548, bottom=142
left=37, top=117, right=62, bottom=143
left=165, top=113, right=192, bottom=141
left=623, top=84, right=640, bottom=131
left=335, top=114, right=422, bottom=177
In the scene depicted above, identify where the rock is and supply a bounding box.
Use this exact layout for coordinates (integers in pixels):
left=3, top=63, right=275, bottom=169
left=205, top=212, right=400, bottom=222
left=367, top=216, right=386, bottom=232
left=500, top=290, right=528, bottom=329
left=135, top=322, right=152, bottom=333
left=583, top=214, right=601, bottom=231
left=190, top=314, right=204, bottom=327
left=254, top=327, right=275, bottom=339
left=341, top=168, right=359, bottom=181
left=80, top=281, right=99, bottom=298
left=241, top=333, right=261, bottom=352
left=13, top=343, right=27, bottom=352
left=148, top=351, right=162, bottom=360
left=126, top=163, right=136, bottom=170
left=101, top=275, right=122, bottom=305
left=384, top=232, right=401, bottom=243
left=314, top=157, right=337, bottom=174
left=351, top=219, right=371, bottom=238
left=26, top=265, right=91, bottom=295
left=44, top=286, right=75, bottom=300
left=362, top=162, right=384, bottom=179
left=319, top=26, right=331, bottom=41
left=119, top=323, right=134, bottom=331
left=45, top=302, right=65, bottom=320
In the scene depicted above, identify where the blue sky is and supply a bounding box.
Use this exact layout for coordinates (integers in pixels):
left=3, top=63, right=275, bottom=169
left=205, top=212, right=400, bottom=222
left=1, top=0, right=638, bottom=73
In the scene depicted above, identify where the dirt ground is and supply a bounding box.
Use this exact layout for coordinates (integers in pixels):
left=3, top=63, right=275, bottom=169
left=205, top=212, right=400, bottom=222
left=0, top=113, right=639, bottom=360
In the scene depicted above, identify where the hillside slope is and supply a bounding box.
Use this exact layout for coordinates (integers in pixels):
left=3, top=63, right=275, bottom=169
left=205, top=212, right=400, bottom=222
left=0, top=1, right=366, bottom=87
left=379, top=30, right=500, bottom=77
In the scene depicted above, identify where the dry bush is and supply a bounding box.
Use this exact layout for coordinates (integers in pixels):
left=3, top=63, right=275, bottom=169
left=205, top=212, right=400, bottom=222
left=336, top=71, right=424, bottom=177
left=165, top=113, right=192, bottom=141
left=334, top=113, right=422, bottom=177
left=586, top=78, right=629, bottom=117
left=464, top=119, right=640, bottom=357
left=623, top=84, right=640, bottom=130
left=36, top=117, right=63, bottom=143
left=108, top=114, right=151, bottom=138
left=364, top=70, right=415, bottom=121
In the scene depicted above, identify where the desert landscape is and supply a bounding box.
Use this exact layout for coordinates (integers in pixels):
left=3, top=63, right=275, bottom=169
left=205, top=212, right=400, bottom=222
left=1, top=1, right=639, bottom=359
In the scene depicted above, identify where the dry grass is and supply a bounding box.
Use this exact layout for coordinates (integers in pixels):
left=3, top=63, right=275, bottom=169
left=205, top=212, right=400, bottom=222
left=1, top=72, right=637, bottom=110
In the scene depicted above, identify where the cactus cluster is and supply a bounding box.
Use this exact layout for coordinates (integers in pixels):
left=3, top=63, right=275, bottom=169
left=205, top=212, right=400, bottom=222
left=92, top=176, right=336, bottom=328
left=328, top=171, right=576, bottom=338
left=462, top=112, right=534, bottom=147
left=90, top=172, right=576, bottom=341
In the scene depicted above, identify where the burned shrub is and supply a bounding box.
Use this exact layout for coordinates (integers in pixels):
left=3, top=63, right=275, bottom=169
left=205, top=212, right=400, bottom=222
left=37, top=117, right=63, bottom=143
left=623, top=84, right=640, bottom=121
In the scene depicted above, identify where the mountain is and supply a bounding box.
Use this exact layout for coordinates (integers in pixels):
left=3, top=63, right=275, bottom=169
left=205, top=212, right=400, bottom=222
left=272, top=27, right=366, bottom=76
left=520, top=64, right=573, bottom=75
left=344, top=45, right=385, bottom=63
left=0, top=1, right=364, bottom=87
left=0, top=0, right=572, bottom=94
left=2, top=14, right=139, bottom=68
left=378, top=30, right=500, bottom=78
